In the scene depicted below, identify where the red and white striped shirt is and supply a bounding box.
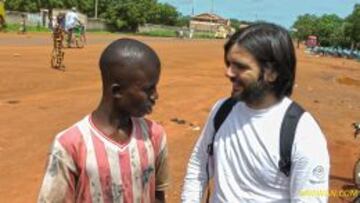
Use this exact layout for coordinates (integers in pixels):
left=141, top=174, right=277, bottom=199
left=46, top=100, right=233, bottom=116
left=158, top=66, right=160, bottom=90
left=38, top=115, right=169, bottom=203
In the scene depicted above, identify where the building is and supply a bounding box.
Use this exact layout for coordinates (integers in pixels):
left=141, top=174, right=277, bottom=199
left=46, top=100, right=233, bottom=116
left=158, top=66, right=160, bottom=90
left=189, top=13, right=230, bottom=32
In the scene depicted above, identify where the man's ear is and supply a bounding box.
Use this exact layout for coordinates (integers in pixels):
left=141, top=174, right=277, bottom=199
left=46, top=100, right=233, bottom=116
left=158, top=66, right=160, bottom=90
left=264, top=68, right=278, bottom=83
left=111, top=84, right=123, bottom=99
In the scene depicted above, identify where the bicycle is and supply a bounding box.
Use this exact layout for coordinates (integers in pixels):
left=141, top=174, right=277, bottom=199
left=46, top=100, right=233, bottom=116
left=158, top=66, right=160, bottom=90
left=66, top=25, right=86, bottom=48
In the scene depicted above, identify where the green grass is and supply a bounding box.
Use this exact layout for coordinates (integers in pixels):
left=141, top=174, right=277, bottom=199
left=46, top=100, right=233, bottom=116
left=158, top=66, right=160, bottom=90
left=138, top=28, right=217, bottom=39
left=193, top=31, right=216, bottom=39
left=138, top=29, right=177, bottom=38
left=86, top=29, right=113, bottom=34
left=4, top=23, right=114, bottom=34
left=4, top=23, right=50, bottom=32
left=2, top=23, right=218, bottom=39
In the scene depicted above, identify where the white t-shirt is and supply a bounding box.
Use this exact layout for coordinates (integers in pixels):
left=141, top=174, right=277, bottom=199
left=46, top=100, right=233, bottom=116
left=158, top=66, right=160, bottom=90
left=65, top=11, right=79, bottom=31
left=181, top=97, right=330, bottom=203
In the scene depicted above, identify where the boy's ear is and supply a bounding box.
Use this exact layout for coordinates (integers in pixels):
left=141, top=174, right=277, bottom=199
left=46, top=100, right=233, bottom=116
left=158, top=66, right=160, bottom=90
left=111, top=84, right=123, bottom=99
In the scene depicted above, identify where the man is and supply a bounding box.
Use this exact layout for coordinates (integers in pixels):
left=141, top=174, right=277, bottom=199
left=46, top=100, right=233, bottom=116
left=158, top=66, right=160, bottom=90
left=18, top=13, right=26, bottom=34
left=65, top=7, right=81, bottom=47
left=181, top=23, right=330, bottom=202
left=38, top=38, right=169, bottom=202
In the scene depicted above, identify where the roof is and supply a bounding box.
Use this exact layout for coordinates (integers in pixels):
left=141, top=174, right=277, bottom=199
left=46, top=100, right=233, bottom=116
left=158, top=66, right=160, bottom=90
left=192, top=13, right=226, bottom=21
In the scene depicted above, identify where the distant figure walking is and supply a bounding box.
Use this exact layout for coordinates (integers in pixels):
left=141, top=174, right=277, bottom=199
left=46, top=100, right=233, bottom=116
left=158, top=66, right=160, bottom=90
left=50, top=14, right=66, bottom=71
left=18, top=14, right=26, bottom=34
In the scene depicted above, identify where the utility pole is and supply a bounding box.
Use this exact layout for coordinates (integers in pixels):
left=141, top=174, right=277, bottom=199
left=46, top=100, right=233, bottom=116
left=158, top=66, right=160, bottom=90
left=192, top=0, right=194, bottom=16
left=94, top=0, right=98, bottom=19
left=211, top=0, right=214, bottom=14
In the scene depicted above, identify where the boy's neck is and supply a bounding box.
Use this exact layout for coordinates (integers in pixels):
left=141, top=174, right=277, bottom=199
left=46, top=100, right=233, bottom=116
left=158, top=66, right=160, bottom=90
left=92, top=102, right=133, bottom=141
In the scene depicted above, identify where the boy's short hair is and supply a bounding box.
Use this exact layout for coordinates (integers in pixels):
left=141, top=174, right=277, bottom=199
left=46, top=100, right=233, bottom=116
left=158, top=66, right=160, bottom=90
left=99, top=38, right=160, bottom=87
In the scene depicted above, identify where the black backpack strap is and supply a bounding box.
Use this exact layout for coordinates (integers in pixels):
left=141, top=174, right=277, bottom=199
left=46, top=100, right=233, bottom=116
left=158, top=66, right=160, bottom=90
left=278, top=102, right=305, bottom=177
left=205, top=98, right=237, bottom=203
left=207, top=98, right=237, bottom=156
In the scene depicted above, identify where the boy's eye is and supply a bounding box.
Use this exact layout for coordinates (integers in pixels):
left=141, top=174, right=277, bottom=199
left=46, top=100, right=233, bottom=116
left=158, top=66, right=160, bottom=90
left=143, top=86, right=154, bottom=93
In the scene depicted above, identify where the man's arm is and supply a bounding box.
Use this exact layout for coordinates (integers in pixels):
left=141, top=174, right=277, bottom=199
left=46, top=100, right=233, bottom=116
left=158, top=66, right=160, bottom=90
left=181, top=100, right=224, bottom=203
left=181, top=122, right=214, bottom=202
left=74, top=14, right=82, bottom=26
left=38, top=139, right=77, bottom=203
left=289, top=113, right=330, bottom=203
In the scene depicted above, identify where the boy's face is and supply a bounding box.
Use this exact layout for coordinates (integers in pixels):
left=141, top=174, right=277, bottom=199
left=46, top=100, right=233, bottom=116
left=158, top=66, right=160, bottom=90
left=115, top=66, right=160, bottom=118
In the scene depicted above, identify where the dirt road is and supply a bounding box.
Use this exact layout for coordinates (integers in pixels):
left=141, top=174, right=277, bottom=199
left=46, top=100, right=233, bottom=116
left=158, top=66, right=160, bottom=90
left=0, top=32, right=359, bottom=202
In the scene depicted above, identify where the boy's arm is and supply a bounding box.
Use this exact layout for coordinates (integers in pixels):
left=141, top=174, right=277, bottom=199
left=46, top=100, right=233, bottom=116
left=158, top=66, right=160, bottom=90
left=289, top=113, right=330, bottom=203
left=155, top=191, right=166, bottom=203
left=154, top=131, right=169, bottom=202
left=38, top=139, right=77, bottom=203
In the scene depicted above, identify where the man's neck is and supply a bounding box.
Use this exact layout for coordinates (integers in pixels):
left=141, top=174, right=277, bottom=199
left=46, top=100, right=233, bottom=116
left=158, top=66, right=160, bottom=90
left=246, top=93, right=281, bottom=110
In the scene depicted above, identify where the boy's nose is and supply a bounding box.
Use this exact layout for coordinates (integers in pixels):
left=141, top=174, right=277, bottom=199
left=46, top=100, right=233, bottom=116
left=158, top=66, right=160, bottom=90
left=150, top=90, right=158, bottom=101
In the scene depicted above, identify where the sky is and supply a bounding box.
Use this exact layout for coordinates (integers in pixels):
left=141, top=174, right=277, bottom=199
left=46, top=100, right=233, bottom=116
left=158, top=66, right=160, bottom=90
left=158, top=0, right=360, bottom=28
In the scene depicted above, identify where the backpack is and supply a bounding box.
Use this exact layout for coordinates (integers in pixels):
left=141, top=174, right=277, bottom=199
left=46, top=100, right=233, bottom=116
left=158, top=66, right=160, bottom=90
left=207, top=97, right=305, bottom=177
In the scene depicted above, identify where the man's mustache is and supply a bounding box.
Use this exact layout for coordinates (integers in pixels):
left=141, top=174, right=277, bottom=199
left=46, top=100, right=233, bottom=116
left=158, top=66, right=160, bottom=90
left=229, top=77, right=245, bottom=86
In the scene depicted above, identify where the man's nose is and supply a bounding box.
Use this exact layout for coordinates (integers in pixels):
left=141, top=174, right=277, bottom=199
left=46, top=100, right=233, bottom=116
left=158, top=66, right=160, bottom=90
left=225, top=66, right=236, bottom=78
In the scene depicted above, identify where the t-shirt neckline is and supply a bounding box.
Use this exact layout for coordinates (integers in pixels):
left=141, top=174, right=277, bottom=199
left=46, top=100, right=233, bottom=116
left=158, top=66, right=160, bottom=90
left=242, top=97, right=288, bottom=116
left=87, top=114, right=137, bottom=150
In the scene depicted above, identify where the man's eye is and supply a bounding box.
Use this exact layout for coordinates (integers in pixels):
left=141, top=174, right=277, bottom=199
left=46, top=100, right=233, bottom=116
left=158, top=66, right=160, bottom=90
left=234, top=63, right=247, bottom=70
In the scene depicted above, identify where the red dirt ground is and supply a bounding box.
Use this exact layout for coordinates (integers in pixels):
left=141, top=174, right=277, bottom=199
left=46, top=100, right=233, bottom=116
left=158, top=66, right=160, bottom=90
left=0, top=32, right=359, bottom=203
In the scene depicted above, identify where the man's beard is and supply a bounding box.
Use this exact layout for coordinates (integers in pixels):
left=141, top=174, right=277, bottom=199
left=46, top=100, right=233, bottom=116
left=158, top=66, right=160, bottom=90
left=232, top=75, right=273, bottom=105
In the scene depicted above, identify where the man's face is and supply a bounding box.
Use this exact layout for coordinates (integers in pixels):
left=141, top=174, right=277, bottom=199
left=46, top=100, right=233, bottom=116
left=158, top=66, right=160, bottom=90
left=115, top=67, right=160, bottom=118
left=225, top=45, right=273, bottom=104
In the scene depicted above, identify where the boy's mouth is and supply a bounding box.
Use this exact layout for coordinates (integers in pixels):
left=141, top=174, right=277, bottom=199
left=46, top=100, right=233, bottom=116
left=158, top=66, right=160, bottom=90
left=144, top=103, right=154, bottom=114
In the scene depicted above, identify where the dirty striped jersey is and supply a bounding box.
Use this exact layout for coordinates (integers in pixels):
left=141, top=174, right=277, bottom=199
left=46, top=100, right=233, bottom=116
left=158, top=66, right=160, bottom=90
left=38, top=115, right=169, bottom=203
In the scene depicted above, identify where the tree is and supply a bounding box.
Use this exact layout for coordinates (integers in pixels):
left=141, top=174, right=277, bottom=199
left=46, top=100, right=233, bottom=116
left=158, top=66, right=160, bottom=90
left=175, top=15, right=191, bottom=27
left=5, top=0, right=187, bottom=32
left=315, top=14, right=343, bottom=46
left=329, top=23, right=350, bottom=47
left=148, top=3, right=179, bottom=26
left=5, top=0, right=38, bottom=12
left=292, top=14, right=318, bottom=41
left=345, top=4, right=360, bottom=48
left=103, top=0, right=158, bottom=31
left=230, top=18, right=241, bottom=31
left=292, top=14, right=347, bottom=47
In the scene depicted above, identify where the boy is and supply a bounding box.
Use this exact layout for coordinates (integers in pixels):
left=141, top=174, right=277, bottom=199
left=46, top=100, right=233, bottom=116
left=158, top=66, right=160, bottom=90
left=38, top=38, right=169, bottom=203
left=50, top=14, right=65, bottom=70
